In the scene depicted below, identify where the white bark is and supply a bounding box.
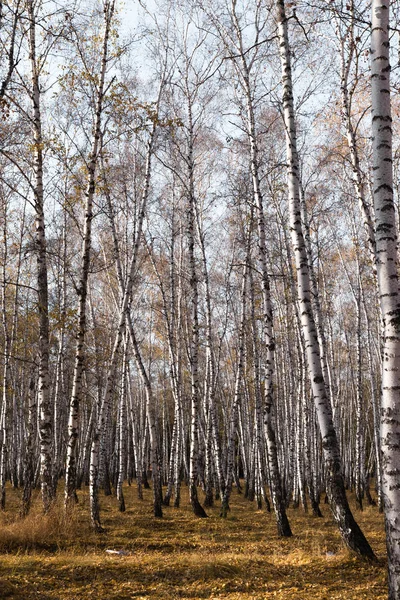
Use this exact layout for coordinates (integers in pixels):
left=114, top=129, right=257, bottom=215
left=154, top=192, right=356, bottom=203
left=116, top=334, right=128, bottom=512
left=370, top=0, right=400, bottom=593
left=64, top=0, right=115, bottom=507
left=27, top=0, right=53, bottom=512
left=276, top=0, right=374, bottom=558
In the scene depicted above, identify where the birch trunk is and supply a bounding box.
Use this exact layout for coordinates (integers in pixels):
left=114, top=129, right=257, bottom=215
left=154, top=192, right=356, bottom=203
left=276, top=0, right=374, bottom=558
left=220, top=257, right=248, bottom=517
left=127, top=313, right=163, bottom=517
left=223, top=0, right=291, bottom=535
left=21, top=378, right=37, bottom=517
left=0, top=204, right=10, bottom=510
left=335, top=1, right=377, bottom=266
left=64, top=0, right=115, bottom=508
left=116, top=334, right=128, bottom=512
left=88, top=71, right=165, bottom=528
left=27, top=0, right=53, bottom=512
left=186, top=95, right=207, bottom=519
left=194, top=201, right=224, bottom=505
left=53, top=213, right=67, bottom=491
left=371, top=0, right=400, bottom=592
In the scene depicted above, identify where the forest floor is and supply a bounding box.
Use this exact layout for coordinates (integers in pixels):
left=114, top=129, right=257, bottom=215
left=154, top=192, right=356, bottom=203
left=0, top=482, right=387, bottom=599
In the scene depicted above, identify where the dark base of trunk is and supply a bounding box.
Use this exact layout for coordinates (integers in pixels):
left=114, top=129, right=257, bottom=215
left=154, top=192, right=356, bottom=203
left=153, top=471, right=163, bottom=518
left=247, top=488, right=255, bottom=502
left=137, top=479, right=143, bottom=500
left=118, top=494, right=125, bottom=512
left=301, top=497, right=308, bottom=513
left=328, top=475, right=376, bottom=560
left=220, top=500, right=230, bottom=518
left=235, top=482, right=243, bottom=494
left=276, top=511, right=293, bottom=537
left=312, top=502, right=323, bottom=518
left=192, top=500, right=207, bottom=517
left=91, top=490, right=105, bottom=533
left=365, top=488, right=376, bottom=507
left=190, top=486, right=208, bottom=519
left=339, top=514, right=375, bottom=559
left=93, top=521, right=106, bottom=534
left=21, top=481, right=33, bottom=517
left=244, top=480, right=249, bottom=499
left=365, top=479, right=376, bottom=507
left=173, top=484, right=181, bottom=508
left=65, top=491, right=79, bottom=511
left=203, top=489, right=214, bottom=507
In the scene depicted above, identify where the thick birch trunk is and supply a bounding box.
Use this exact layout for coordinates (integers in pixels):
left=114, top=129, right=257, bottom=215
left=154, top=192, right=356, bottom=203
left=276, top=0, right=374, bottom=558
left=370, top=0, right=400, bottom=593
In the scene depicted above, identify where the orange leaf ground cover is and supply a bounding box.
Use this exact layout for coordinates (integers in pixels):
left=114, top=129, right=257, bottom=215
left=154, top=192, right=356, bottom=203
left=0, top=483, right=387, bottom=599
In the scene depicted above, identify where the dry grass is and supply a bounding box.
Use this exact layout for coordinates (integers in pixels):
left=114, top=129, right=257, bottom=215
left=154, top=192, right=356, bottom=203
left=0, top=483, right=388, bottom=599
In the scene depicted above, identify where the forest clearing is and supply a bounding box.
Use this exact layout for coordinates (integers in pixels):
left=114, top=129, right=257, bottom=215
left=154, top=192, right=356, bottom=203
left=2, top=0, right=400, bottom=598
left=0, top=483, right=388, bottom=599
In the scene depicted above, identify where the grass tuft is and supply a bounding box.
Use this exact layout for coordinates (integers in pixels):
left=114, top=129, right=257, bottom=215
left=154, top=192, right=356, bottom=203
left=0, top=494, right=85, bottom=552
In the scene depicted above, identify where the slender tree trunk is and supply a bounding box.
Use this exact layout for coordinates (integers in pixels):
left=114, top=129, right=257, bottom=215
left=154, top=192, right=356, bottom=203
left=128, top=314, right=163, bottom=517
left=0, top=202, right=10, bottom=510
left=88, top=73, right=164, bottom=528
left=21, top=378, right=37, bottom=517
left=64, top=0, right=115, bottom=508
left=224, top=0, right=291, bottom=535
left=53, top=214, right=67, bottom=492
left=221, top=256, right=248, bottom=517
left=117, top=334, right=128, bottom=512
left=28, top=0, right=53, bottom=512
left=186, top=94, right=207, bottom=519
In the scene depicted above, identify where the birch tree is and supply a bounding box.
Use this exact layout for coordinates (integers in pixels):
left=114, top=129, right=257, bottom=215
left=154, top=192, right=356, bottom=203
left=27, top=0, right=54, bottom=512
left=275, top=0, right=374, bottom=558
left=370, top=0, right=400, bottom=594
left=64, top=0, right=116, bottom=508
